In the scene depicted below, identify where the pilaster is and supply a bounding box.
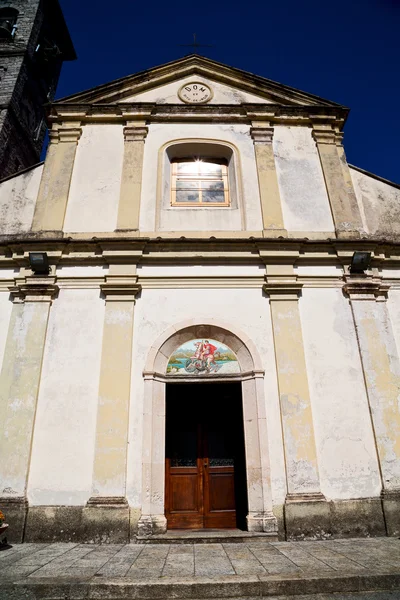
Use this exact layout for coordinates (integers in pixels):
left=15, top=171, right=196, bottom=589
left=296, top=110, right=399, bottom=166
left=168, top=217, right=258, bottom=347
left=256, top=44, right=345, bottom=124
left=264, top=276, right=328, bottom=538
left=86, top=276, right=141, bottom=542
left=117, top=115, right=149, bottom=231
left=250, top=125, right=287, bottom=237
left=32, top=124, right=82, bottom=231
left=312, top=119, right=363, bottom=239
left=0, top=278, right=58, bottom=542
left=344, top=276, right=400, bottom=536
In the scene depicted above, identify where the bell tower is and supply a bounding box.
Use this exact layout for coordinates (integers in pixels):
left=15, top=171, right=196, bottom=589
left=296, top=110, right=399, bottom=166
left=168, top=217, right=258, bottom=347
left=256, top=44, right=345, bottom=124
left=0, top=0, right=76, bottom=179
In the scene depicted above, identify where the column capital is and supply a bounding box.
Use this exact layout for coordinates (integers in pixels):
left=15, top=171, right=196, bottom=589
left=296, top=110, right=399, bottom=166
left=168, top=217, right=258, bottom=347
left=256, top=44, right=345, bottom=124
left=335, top=131, right=345, bottom=147
left=123, top=125, right=148, bottom=142
left=263, top=277, right=303, bottom=300
left=49, top=124, right=82, bottom=144
left=250, top=126, right=274, bottom=144
left=312, top=128, right=336, bottom=145
left=101, top=276, right=141, bottom=302
left=9, top=278, right=59, bottom=303
left=343, top=276, right=389, bottom=301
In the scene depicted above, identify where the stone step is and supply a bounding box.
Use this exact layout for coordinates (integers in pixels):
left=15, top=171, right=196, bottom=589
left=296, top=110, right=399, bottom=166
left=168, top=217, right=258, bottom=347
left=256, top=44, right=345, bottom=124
left=2, top=572, right=400, bottom=600
left=136, top=528, right=279, bottom=544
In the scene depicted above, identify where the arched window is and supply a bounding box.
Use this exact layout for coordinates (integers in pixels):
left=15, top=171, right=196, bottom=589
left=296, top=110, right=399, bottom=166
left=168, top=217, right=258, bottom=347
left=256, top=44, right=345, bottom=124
left=0, top=7, right=18, bottom=40
left=171, top=158, right=230, bottom=207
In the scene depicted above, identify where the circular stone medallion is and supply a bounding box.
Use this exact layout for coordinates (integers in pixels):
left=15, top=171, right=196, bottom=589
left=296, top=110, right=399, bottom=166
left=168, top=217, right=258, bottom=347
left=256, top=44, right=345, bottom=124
left=178, top=82, right=213, bottom=104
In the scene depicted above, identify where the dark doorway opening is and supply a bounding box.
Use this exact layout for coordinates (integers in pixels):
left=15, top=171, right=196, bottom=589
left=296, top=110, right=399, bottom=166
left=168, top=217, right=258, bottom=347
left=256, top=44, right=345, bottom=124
left=165, top=381, right=248, bottom=530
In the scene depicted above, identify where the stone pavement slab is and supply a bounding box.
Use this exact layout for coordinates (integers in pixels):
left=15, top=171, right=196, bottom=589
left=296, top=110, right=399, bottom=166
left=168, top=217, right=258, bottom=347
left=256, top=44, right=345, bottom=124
left=0, top=537, right=399, bottom=599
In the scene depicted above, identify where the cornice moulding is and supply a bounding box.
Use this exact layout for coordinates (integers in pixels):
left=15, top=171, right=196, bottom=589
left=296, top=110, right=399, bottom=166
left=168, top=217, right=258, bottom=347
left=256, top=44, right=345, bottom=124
left=2, top=239, right=400, bottom=271
left=47, top=103, right=348, bottom=128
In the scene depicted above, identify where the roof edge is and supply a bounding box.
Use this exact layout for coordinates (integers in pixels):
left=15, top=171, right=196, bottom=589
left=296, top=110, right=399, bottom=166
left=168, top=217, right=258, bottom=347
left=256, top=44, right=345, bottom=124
left=0, top=161, right=44, bottom=185
left=349, top=164, right=400, bottom=190
left=54, top=54, right=344, bottom=107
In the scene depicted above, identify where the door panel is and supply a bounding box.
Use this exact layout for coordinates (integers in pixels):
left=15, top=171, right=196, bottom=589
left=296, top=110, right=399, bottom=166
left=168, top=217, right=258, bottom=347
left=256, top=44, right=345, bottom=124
left=165, top=383, right=246, bottom=530
left=171, top=472, right=199, bottom=511
left=208, top=471, right=236, bottom=511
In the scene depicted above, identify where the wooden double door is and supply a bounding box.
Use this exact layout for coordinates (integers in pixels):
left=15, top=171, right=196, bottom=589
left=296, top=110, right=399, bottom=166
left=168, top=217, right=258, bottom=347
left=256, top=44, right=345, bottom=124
left=165, top=382, right=247, bottom=530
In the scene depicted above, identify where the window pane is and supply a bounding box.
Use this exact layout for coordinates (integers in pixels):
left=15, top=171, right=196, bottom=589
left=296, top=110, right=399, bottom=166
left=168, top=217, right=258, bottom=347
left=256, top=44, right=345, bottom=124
left=202, top=191, right=225, bottom=203
left=176, top=190, right=200, bottom=203
left=176, top=162, right=199, bottom=174
left=199, top=162, right=222, bottom=176
left=201, top=180, right=224, bottom=191
left=176, top=180, right=199, bottom=190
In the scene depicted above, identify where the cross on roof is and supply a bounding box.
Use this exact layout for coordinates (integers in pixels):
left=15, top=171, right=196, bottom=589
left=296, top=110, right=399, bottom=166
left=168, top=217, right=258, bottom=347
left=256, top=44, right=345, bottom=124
left=180, top=33, right=213, bottom=54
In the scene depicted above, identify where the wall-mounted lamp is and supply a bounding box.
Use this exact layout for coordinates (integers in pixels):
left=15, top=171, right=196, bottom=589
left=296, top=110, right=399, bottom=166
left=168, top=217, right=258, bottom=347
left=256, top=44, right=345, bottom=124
left=29, top=252, right=49, bottom=274
left=350, top=251, right=372, bottom=274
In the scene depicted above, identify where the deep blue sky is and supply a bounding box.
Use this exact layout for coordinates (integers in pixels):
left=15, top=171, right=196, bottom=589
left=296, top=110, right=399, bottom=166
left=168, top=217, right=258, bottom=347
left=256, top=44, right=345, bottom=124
left=57, top=0, right=399, bottom=183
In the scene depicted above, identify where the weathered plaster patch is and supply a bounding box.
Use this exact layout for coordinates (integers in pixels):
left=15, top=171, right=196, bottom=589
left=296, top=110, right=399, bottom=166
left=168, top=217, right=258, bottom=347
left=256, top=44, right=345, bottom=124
left=64, top=125, right=124, bottom=233
left=0, top=165, right=43, bottom=235
left=350, top=167, right=400, bottom=238
left=0, top=294, right=13, bottom=374
left=300, top=288, right=382, bottom=499
left=28, top=289, right=105, bottom=506
left=274, top=126, right=334, bottom=233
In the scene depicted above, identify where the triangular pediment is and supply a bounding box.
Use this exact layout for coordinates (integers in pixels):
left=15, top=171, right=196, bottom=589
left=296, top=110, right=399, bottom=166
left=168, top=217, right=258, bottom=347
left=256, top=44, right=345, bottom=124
left=56, top=55, right=343, bottom=108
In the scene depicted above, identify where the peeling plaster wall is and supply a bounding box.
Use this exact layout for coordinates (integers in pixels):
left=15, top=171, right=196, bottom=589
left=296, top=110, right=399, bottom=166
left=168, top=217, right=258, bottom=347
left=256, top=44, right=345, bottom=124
left=0, top=293, right=12, bottom=377
left=0, top=164, right=42, bottom=235
left=28, top=289, right=104, bottom=505
left=123, top=76, right=271, bottom=104
left=64, top=125, right=124, bottom=233
left=140, top=123, right=262, bottom=232
left=388, top=290, right=400, bottom=360
left=350, top=167, right=400, bottom=238
left=127, top=287, right=286, bottom=509
left=300, top=288, right=381, bottom=499
left=274, top=126, right=334, bottom=233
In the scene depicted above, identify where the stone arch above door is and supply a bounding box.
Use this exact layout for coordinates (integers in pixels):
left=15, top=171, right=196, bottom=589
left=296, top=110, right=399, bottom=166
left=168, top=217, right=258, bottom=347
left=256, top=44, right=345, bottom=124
left=144, top=319, right=264, bottom=376
left=138, top=320, right=278, bottom=538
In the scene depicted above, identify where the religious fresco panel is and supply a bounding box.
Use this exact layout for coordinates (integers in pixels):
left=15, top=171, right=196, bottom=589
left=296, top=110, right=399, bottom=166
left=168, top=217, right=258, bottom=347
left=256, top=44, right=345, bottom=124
left=166, top=338, right=240, bottom=375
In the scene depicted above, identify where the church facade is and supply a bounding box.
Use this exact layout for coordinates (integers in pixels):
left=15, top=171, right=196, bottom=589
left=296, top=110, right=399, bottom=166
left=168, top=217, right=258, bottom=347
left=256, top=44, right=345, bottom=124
left=1, top=55, right=400, bottom=543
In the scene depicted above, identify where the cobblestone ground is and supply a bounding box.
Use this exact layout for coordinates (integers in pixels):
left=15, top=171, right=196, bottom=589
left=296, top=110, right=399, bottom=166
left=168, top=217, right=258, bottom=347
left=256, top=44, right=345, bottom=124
left=1, top=537, right=400, bottom=581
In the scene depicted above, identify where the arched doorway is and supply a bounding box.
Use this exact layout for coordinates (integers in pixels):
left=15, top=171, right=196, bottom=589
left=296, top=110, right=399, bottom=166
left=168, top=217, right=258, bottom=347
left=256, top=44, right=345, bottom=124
left=165, top=381, right=248, bottom=530
left=138, top=320, right=278, bottom=537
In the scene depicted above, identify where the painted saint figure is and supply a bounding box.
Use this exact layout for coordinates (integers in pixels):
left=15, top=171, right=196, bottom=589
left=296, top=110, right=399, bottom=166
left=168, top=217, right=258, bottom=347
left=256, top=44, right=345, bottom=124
left=201, top=340, right=218, bottom=372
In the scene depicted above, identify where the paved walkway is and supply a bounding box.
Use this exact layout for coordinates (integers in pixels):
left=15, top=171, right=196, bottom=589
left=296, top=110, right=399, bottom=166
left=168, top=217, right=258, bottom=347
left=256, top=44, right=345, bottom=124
left=1, top=537, right=400, bottom=598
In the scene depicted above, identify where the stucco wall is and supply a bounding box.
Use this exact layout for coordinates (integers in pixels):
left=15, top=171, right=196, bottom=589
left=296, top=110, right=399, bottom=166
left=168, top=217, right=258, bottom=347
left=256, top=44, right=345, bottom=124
left=0, top=164, right=42, bottom=235
left=0, top=292, right=13, bottom=378
left=350, top=167, right=400, bottom=238
left=64, top=125, right=124, bottom=233
left=127, top=285, right=286, bottom=509
left=28, top=289, right=105, bottom=505
left=123, top=76, right=271, bottom=104
left=300, top=288, right=381, bottom=499
left=387, top=289, right=400, bottom=364
left=274, top=126, right=334, bottom=233
left=140, top=123, right=263, bottom=232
